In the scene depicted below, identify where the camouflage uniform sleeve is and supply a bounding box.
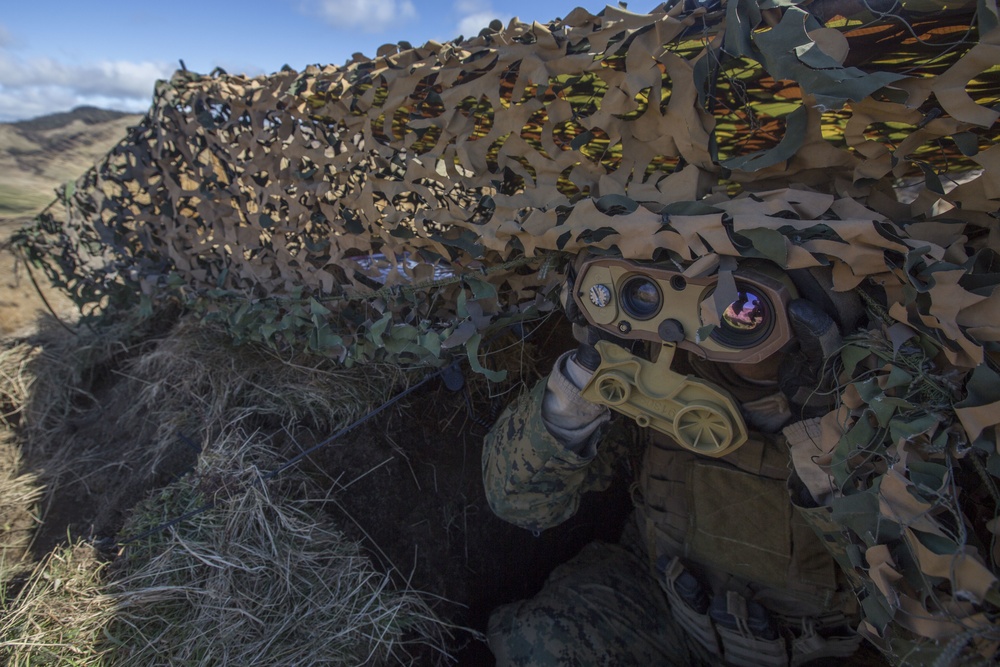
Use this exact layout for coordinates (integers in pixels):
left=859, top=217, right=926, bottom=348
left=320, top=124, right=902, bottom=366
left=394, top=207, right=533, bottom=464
left=482, top=378, right=616, bottom=532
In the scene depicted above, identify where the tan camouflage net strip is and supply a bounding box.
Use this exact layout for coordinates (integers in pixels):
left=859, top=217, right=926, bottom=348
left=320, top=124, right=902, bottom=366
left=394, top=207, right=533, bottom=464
left=14, top=0, right=1000, bottom=662
left=19, top=0, right=999, bottom=367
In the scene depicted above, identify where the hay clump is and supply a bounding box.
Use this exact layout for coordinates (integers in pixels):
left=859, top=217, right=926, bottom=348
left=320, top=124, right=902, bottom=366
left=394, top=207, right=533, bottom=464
left=0, top=541, right=115, bottom=666
left=118, top=316, right=415, bottom=455
left=0, top=342, right=36, bottom=429
left=1, top=311, right=459, bottom=664
left=0, top=310, right=421, bottom=554
left=1, top=429, right=456, bottom=666
left=0, top=432, right=43, bottom=582
left=107, top=430, right=455, bottom=666
left=6, top=314, right=161, bottom=451
left=0, top=342, right=48, bottom=581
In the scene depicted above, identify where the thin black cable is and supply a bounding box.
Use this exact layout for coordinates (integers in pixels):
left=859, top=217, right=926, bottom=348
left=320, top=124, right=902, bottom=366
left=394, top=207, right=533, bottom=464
left=110, top=364, right=448, bottom=547
left=259, top=366, right=445, bottom=482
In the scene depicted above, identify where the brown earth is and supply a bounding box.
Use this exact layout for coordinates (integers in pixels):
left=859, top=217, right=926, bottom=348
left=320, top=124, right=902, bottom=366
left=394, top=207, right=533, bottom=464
left=301, top=335, right=636, bottom=662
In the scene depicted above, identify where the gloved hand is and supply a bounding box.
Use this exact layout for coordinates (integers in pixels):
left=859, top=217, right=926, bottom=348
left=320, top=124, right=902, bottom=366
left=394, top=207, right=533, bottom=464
left=543, top=263, right=625, bottom=453
left=542, top=348, right=612, bottom=454
left=778, top=299, right=843, bottom=418
left=569, top=324, right=639, bottom=374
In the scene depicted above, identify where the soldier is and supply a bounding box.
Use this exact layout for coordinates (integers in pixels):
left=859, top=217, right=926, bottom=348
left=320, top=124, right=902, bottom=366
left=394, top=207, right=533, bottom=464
left=482, top=258, right=876, bottom=666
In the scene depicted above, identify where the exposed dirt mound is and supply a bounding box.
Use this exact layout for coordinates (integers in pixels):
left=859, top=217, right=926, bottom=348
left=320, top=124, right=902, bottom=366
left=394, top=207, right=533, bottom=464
left=1, top=310, right=636, bottom=663
left=302, top=373, right=636, bottom=661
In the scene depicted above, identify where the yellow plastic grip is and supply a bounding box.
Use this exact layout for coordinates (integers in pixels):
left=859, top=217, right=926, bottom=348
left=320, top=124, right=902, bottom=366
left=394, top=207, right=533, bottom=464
left=580, top=341, right=748, bottom=457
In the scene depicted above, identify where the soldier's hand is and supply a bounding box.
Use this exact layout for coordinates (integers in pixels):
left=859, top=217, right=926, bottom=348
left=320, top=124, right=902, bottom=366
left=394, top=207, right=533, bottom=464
left=778, top=299, right=842, bottom=418
left=570, top=324, right=639, bottom=374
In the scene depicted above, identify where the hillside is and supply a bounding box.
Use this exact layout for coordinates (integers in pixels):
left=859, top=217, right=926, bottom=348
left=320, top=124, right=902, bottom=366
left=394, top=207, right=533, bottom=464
left=0, top=106, right=140, bottom=337
left=0, top=106, right=141, bottom=222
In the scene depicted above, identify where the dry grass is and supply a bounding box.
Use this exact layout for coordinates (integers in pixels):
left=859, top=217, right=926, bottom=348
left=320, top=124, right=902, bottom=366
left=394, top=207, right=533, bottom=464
left=0, top=312, right=418, bottom=538
left=0, top=343, right=35, bottom=429
left=0, top=542, right=115, bottom=666
left=0, top=311, right=461, bottom=665
left=4, top=318, right=144, bottom=450
left=0, top=432, right=456, bottom=666
left=104, top=432, right=454, bottom=666
left=0, top=343, right=47, bottom=580
left=116, top=316, right=416, bottom=468
left=0, top=432, right=43, bottom=582
left=0, top=318, right=168, bottom=529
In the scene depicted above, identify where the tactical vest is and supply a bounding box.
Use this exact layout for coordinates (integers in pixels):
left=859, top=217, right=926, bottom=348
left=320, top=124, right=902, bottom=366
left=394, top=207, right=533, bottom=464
left=634, top=429, right=863, bottom=667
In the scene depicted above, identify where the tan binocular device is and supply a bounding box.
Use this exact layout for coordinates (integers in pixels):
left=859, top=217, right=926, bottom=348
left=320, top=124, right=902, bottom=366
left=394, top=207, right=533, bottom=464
left=571, top=256, right=795, bottom=457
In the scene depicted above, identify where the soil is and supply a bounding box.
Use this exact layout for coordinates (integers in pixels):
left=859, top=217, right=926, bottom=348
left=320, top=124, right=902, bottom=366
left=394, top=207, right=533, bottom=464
left=299, top=360, right=636, bottom=663
left=6, top=311, right=634, bottom=665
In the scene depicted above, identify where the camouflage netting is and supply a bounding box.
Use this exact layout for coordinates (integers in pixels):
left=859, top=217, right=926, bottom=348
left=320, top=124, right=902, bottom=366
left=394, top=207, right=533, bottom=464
left=13, top=0, right=1000, bottom=663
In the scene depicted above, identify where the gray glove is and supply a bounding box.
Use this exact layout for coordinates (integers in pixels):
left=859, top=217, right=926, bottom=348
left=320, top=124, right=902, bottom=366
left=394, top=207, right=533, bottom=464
left=778, top=299, right=843, bottom=418
left=540, top=351, right=611, bottom=456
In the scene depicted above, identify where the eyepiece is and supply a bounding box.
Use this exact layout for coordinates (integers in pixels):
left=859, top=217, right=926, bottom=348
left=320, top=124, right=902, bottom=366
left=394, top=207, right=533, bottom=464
left=709, top=285, right=774, bottom=348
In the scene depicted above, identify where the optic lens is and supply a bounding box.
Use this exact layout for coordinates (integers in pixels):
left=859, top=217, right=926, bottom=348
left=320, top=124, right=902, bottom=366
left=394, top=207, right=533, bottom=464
left=620, top=277, right=661, bottom=320
left=710, top=286, right=774, bottom=348
left=722, top=289, right=766, bottom=332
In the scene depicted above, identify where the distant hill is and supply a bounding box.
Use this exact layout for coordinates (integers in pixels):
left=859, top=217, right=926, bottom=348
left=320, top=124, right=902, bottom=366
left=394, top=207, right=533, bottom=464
left=0, top=106, right=143, bottom=222
left=10, top=106, right=138, bottom=133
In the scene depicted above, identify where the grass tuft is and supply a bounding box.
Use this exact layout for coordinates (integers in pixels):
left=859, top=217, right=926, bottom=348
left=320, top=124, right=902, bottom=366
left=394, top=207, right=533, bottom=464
left=0, top=542, right=114, bottom=667
left=0, top=432, right=43, bottom=583
left=104, top=431, right=455, bottom=665
left=0, top=311, right=460, bottom=665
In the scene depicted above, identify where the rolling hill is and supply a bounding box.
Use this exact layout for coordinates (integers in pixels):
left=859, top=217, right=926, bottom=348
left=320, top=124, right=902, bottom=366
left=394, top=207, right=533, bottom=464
left=0, top=106, right=141, bottom=222
left=0, top=106, right=141, bottom=336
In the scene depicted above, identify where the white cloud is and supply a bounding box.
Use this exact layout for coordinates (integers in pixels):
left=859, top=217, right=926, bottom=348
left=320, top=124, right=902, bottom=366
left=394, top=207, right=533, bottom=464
left=457, top=12, right=500, bottom=37
left=0, top=51, right=173, bottom=122
left=454, top=1, right=509, bottom=39
left=309, top=0, right=418, bottom=33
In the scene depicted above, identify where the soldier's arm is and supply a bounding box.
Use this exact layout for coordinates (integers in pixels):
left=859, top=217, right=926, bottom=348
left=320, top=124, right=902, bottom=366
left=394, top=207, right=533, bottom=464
left=482, top=351, right=614, bottom=532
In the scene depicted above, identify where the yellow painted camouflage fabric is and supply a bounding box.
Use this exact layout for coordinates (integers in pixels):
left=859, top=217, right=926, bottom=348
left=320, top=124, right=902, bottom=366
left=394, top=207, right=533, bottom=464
left=16, top=0, right=1000, bottom=374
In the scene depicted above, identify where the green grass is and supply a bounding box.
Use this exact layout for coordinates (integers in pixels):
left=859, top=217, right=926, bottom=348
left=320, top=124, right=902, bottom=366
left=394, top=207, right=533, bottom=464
left=0, top=184, right=53, bottom=218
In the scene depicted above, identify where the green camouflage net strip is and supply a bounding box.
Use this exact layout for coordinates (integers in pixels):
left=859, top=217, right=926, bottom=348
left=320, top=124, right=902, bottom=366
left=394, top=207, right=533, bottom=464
left=13, top=1, right=1000, bottom=661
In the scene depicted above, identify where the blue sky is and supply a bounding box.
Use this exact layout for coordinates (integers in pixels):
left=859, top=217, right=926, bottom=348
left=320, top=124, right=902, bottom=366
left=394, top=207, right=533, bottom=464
left=0, top=1, right=652, bottom=122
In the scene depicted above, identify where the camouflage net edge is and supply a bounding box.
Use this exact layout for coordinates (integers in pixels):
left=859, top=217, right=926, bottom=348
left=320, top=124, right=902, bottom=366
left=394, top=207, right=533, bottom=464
left=13, top=2, right=1000, bottom=662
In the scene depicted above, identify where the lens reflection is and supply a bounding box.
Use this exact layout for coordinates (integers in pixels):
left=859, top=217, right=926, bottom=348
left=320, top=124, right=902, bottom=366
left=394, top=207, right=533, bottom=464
left=710, top=286, right=774, bottom=348
left=621, top=277, right=661, bottom=320
left=721, top=290, right=766, bottom=332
